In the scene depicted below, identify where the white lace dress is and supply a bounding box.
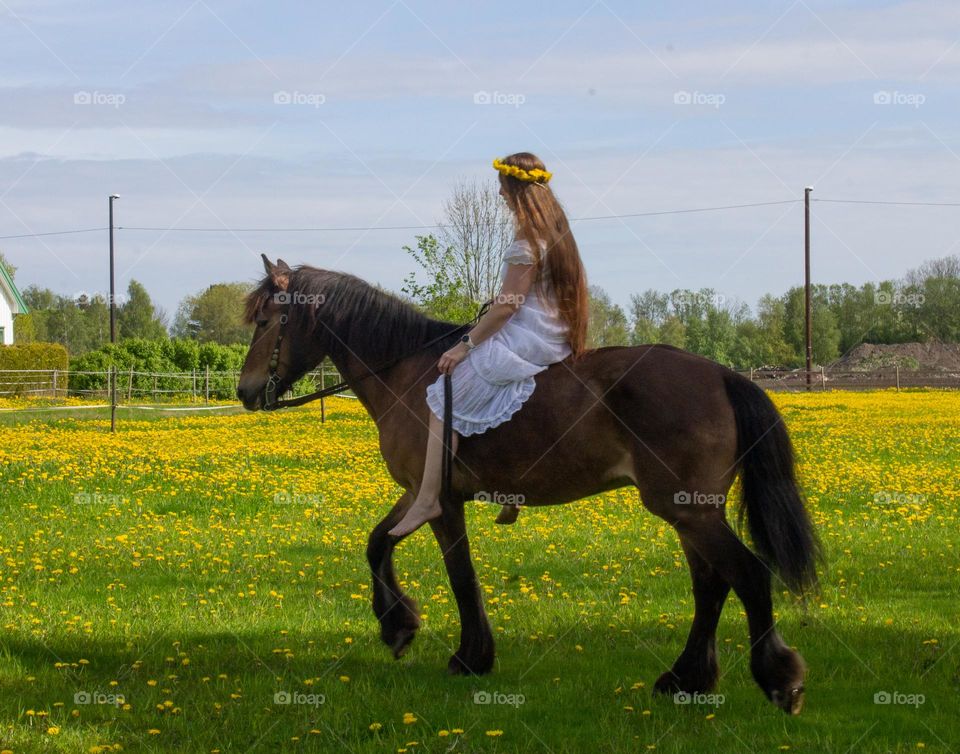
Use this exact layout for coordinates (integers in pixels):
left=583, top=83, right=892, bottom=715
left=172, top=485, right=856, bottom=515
left=425, top=238, right=572, bottom=436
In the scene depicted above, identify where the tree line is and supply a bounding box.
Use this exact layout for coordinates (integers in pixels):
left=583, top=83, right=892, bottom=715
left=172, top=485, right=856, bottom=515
left=5, top=177, right=960, bottom=371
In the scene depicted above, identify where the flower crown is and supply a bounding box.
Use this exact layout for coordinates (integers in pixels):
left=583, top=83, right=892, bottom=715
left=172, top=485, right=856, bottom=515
left=492, top=158, right=552, bottom=183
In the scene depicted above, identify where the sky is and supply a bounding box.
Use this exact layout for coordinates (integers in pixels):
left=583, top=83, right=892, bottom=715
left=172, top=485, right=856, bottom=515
left=1, top=0, right=959, bottom=319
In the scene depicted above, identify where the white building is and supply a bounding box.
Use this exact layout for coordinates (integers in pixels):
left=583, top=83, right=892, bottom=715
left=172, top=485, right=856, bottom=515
left=0, top=265, right=27, bottom=344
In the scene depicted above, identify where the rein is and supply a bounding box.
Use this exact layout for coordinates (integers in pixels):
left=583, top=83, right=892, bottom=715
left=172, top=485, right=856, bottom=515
left=263, top=300, right=490, bottom=411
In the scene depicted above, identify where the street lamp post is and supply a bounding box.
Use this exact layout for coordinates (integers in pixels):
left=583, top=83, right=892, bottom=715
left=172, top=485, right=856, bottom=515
left=109, top=194, right=119, bottom=431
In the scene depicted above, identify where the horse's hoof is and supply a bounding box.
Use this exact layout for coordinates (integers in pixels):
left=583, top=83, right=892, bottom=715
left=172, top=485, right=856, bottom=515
left=771, top=685, right=805, bottom=715
left=447, top=649, right=494, bottom=676
left=390, top=627, right=417, bottom=659
left=653, top=665, right=718, bottom=696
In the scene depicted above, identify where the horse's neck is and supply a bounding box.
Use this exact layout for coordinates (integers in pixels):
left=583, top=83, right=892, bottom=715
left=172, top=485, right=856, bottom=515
left=330, top=350, right=433, bottom=423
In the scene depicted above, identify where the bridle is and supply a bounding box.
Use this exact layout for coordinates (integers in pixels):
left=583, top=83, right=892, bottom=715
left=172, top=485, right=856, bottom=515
left=260, top=298, right=491, bottom=411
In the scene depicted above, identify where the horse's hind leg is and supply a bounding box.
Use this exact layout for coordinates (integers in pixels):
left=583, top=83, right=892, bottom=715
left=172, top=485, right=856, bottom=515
left=367, top=492, right=421, bottom=658
left=654, top=537, right=730, bottom=696
left=675, top=509, right=806, bottom=713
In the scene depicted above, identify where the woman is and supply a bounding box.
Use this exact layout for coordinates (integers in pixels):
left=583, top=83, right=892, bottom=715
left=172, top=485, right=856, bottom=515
left=388, top=152, right=589, bottom=537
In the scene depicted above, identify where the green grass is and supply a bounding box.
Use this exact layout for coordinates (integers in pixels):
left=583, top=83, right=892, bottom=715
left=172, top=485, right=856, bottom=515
left=0, top=392, right=957, bottom=753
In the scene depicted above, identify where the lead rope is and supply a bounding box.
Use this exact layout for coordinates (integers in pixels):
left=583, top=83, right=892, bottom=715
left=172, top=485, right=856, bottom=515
left=441, top=373, right=454, bottom=510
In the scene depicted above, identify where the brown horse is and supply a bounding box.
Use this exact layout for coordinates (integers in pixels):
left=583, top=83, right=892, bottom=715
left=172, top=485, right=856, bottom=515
left=238, top=256, right=820, bottom=714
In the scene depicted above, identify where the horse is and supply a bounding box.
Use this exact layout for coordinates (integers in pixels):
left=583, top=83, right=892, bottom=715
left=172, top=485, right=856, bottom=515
left=237, top=256, right=820, bottom=714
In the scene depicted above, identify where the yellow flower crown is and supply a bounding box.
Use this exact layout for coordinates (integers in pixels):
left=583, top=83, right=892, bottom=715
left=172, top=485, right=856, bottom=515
left=492, top=158, right=552, bottom=183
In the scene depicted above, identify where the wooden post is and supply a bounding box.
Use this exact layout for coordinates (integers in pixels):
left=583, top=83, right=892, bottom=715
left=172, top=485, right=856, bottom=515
left=52, top=368, right=59, bottom=398
left=820, top=365, right=826, bottom=390
left=153, top=374, right=157, bottom=401
left=896, top=365, right=900, bottom=391
left=205, top=365, right=210, bottom=404
left=127, top=367, right=134, bottom=400
left=749, top=367, right=754, bottom=382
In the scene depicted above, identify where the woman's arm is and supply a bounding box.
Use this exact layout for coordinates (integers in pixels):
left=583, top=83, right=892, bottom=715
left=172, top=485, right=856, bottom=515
left=468, top=262, right=536, bottom=345
left=436, top=262, right=536, bottom=374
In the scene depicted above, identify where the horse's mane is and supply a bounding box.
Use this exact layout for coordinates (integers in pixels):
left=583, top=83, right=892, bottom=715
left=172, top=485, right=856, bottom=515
left=245, top=266, right=467, bottom=362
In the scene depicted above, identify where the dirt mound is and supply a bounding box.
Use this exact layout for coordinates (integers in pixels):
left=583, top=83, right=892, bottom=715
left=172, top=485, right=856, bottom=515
left=831, top=342, right=960, bottom=372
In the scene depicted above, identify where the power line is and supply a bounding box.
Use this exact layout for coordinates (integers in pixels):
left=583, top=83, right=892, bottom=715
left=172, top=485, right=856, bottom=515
left=0, top=227, right=107, bottom=241
left=814, top=198, right=960, bottom=208
left=116, top=199, right=801, bottom=233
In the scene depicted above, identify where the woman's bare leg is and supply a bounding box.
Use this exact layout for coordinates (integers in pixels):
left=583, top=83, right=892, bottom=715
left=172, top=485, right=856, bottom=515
left=388, top=410, right=459, bottom=538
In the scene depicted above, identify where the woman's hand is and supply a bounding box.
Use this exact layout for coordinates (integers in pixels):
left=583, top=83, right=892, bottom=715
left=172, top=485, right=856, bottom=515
left=437, top=342, right=470, bottom=375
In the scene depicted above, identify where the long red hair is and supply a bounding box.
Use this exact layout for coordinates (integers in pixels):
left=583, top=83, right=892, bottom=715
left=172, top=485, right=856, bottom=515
left=498, top=152, right=589, bottom=357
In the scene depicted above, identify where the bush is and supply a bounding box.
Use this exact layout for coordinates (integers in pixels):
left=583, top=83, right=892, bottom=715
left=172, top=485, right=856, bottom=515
left=68, top=339, right=249, bottom=400
left=0, top=343, right=69, bottom=395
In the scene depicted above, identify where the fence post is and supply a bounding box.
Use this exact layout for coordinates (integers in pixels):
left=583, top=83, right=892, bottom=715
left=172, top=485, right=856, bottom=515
left=205, top=366, right=210, bottom=404
left=128, top=367, right=134, bottom=401
left=820, top=365, right=826, bottom=390
left=153, top=374, right=158, bottom=401
left=52, top=368, right=59, bottom=398
left=749, top=367, right=754, bottom=382
left=896, top=365, right=900, bottom=392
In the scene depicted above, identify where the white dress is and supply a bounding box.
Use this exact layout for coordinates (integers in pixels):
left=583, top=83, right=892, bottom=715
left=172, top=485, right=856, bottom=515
left=425, top=238, right=572, bottom=436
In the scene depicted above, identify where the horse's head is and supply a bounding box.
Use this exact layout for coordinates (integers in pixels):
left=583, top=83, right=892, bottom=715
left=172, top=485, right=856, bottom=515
left=237, top=255, right=326, bottom=410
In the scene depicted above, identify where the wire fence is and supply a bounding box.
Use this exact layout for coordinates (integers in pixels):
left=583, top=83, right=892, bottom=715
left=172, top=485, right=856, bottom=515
left=0, top=365, right=350, bottom=405
left=0, top=364, right=956, bottom=411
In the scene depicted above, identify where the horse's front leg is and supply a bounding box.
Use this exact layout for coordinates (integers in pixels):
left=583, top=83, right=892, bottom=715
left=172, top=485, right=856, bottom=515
left=367, top=492, right=421, bottom=658
left=430, top=501, right=495, bottom=675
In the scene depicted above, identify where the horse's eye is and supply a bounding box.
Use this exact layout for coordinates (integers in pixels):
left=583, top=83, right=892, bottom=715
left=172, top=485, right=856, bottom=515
left=256, top=318, right=269, bottom=328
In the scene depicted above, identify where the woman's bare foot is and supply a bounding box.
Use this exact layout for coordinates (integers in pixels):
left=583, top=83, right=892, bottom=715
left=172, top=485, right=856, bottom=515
left=495, top=504, right=520, bottom=525
left=388, top=497, right=441, bottom=538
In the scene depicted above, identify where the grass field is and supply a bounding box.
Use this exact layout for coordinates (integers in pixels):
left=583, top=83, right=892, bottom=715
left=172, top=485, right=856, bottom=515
left=0, top=391, right=957, bottom=753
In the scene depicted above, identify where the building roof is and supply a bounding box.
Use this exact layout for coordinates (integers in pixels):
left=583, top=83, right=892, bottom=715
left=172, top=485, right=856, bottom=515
left=0, top=264, right=28, bottom=314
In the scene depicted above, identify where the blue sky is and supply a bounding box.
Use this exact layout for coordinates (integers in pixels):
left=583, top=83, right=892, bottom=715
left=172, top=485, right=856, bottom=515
left=1, top=0, right=959, bottom=318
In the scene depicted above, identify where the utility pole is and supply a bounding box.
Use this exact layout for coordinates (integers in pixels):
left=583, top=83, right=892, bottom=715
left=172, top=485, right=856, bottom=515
left=109, top=194, right=120, bottom=431
left=804, top=186, right=813, bottom=390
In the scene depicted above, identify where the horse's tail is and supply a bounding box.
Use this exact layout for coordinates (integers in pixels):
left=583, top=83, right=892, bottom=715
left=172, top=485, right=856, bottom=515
left=723, top=371, right=820, bottom=593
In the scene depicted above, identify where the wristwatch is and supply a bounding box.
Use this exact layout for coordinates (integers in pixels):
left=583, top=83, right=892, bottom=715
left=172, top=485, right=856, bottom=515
left=460, top=334, right=477, bottom=350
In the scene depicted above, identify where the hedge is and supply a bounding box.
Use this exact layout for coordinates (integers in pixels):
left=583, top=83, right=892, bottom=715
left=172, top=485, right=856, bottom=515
left=0, top=343, right=70, bottom=395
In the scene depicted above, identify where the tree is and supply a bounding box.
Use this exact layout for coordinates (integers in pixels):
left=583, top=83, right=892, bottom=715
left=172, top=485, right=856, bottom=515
left=173, top=283, right=252, bottom=344
left=439, top=178, right=514, bottom=302
left=118, top=280, right=167, bottom=340
left=629, top=290, right=669, bottom=345
left=401, top=235, right=476, bottom=323
left=0, top=251, right=16, bottom=279
left=587, top=285, right=630, bottom=347
left=782, top=286, right=841, bottom=365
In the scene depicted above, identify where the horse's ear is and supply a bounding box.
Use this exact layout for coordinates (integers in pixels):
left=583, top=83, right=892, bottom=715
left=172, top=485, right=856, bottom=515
left=261, top=254, right=290, bottom=291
